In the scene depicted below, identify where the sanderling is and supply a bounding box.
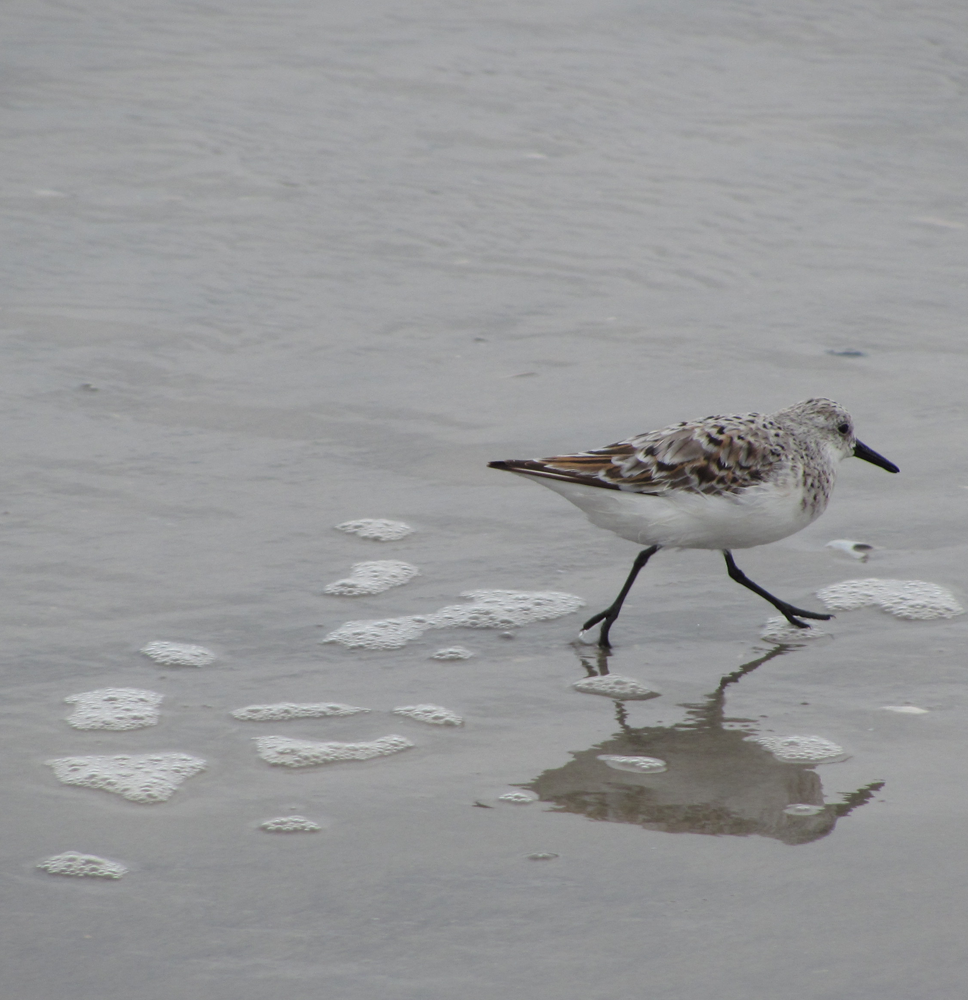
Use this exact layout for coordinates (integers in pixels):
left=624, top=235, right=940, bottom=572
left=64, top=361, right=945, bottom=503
left=489, top=398, right=898, bottom=648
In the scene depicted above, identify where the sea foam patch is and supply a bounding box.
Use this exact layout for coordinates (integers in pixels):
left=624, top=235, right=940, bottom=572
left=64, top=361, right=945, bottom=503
left=254, top=734, right=413, bottom=767
left=571, top=675, right=659, bottom=700
left=498, top=790, right=538, bottom=804
left=392, top=704, right=463, bottom=726
left=597, top=754, right=667, bottom=773
left=65, top=688, right=163, bottom=730
left=783, top=803, right=825, bottom=817
left=259, top=815, right=322, bottom=833
left=746, top=735, right=848, bottom=764
left=816, top=579, right=963, bottom=620
left=324, top=560, right=419, bottom=596
left=38, top=852, right=128, bottom=879
left=430, top=646, right=474, bottom=661
left=231, top=702, right=369, bottom=721
left=760, top=617, right=827, bottom=644
left=47, top=752, right=206, bottom=803
left=323, top=589, right=584, bottom=650
left=323, top=616, right=430, bottom=650
left=335, top=519, right=413, bottom=541
left=140, top=642, right=216, bottom=667
left=433, top=589, right=584, bottom=628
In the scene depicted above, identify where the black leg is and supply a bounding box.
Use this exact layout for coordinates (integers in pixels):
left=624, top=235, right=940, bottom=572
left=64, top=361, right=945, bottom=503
left=581, top=545, right=660, bottom=648
left=722, top=551, right=832, bottom=627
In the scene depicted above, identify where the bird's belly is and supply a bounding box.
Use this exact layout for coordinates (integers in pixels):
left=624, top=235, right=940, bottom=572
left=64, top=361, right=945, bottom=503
left=525, top=477, right=818, bottom=549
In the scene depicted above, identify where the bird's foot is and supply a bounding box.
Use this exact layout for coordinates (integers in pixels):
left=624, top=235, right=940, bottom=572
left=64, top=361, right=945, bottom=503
left=577, top=629, right=613, bottom=650
left=780, top=605, right=833, bottom=627
left=579, top=609, right=617, bottom=648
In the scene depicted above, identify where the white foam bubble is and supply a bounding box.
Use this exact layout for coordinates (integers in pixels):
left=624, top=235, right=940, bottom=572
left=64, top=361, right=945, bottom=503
left=259, top=815, right=322, bottom=833
left=746, top=735, right=848, bottom=764
left=816, top=579, right=964, bottom=620
left=435, top=590, right=585, bottom=629
left=38, top=852, right=128, bottom=878
left=881, top=705, right=929, bottom=714
left=324, top=560, right=419, bottom=596
left=825, top=539, right=874, bottom=561
left=140, top=641, right=216, bottom=667
left=323, top=590, right=584, bottom=649
left=335, top=519, right=414, bottom=541
left=571, top=675, right=659, bottom=700
left=47, top=752, right=206, bottom=803
left=597, top=754, right=668, bottom=773
left=498, top=790, right=538, bottom=804
left=430, top=646, right=474, bottom=661
left=230, top=702, right=369, bottom=721
left=783, top=803, right=825, bottom=817
left=254, top=734, right=413, bottom=767
left=65, top=688, right=163, bottom=730
left=392, top=704, right=463, bottom=726
left=323, top=616, right=432, bottom=650
left=760, top=617, right=827, bottom=644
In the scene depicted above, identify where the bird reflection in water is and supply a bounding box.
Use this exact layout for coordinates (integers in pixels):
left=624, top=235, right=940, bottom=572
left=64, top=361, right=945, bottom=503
left=525, top=645, right=883, bottom=845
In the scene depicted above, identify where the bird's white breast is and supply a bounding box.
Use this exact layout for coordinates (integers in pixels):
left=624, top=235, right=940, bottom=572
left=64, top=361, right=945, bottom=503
left=517, top=475, right=821, bottom=550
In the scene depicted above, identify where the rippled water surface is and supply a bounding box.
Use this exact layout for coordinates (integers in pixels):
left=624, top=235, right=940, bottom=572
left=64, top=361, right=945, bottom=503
left=3, top=1, right=968, bottom=997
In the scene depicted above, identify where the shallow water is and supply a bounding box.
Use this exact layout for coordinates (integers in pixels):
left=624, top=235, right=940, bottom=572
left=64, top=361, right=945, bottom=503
left=2, top=0, right=968, bottom=996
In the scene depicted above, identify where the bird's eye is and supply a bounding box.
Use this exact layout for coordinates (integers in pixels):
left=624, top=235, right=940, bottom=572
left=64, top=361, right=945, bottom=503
left=837, top=423, right=850, bottom=434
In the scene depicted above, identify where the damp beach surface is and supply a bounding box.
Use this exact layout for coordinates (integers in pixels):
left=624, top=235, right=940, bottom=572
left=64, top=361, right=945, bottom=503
left=2, top=1, right=968, bottom=998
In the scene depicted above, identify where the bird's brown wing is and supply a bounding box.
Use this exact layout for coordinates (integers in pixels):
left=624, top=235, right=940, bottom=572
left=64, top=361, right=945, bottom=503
left=490, top=416, right=783, bottom=495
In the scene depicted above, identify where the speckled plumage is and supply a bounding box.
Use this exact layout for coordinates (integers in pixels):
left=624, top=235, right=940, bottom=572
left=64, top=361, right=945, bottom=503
left=489, top=398, right=899, bottom=646
left=490, top=399, right=878, bottom=548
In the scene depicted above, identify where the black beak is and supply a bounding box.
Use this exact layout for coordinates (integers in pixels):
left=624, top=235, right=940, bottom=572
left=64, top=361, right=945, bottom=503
left=853, top=440, right=899, bottom=473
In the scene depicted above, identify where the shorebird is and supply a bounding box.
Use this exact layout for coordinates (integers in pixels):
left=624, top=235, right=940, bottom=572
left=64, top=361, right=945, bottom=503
left=488, top=398, right=898, bottom=647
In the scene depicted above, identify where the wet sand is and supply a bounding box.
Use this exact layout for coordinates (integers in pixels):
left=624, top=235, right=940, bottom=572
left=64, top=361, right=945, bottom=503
left=2, top=0, right=967, bottom=996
